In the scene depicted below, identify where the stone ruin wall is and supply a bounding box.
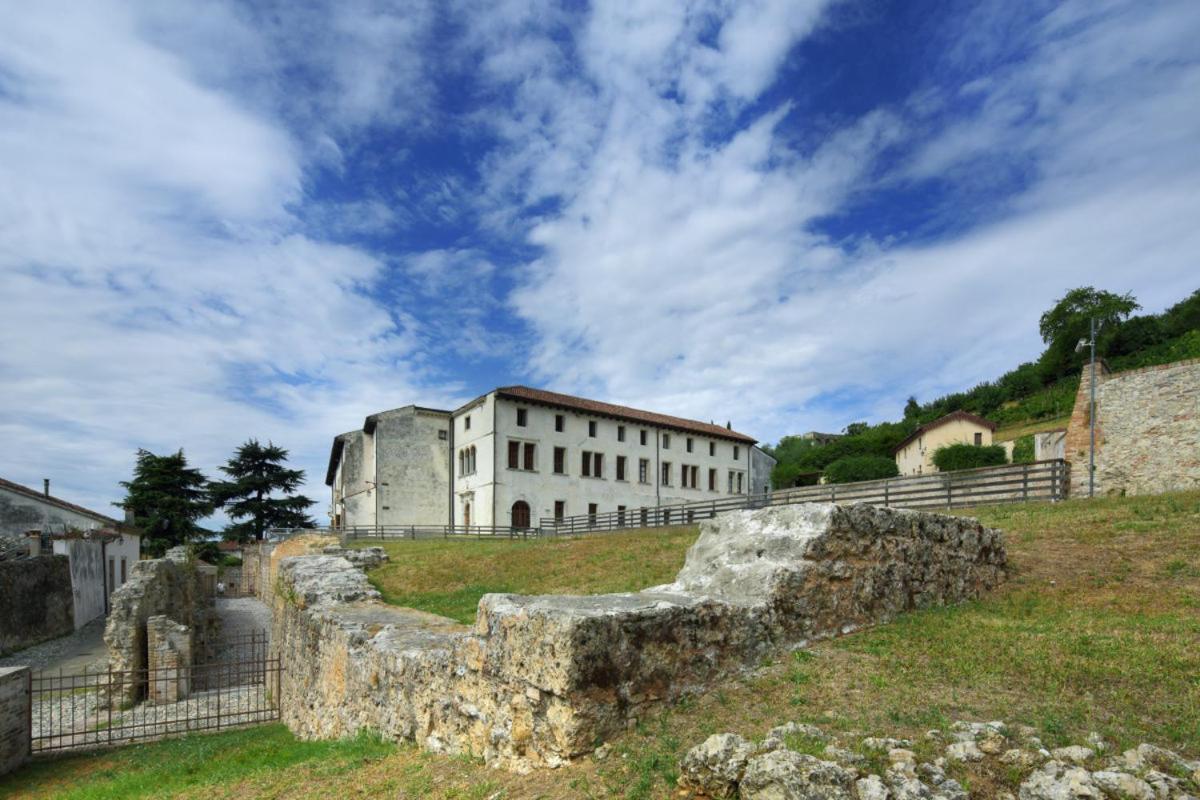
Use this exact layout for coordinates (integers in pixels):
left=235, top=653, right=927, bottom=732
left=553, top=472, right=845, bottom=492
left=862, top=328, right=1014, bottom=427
left=271, top=503, right=1007, bottom=772
left=1066, top=358, right=1200, bottom=498
left=103, top=547, right=217, bottom=706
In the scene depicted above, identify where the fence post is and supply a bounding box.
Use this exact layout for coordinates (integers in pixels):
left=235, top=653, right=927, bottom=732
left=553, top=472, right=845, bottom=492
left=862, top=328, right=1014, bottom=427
left=884, top=479, right=889, bottom=507
left=1022, top=464, right=1029, bottom=501
left=945, top=477, right=952, bottom=508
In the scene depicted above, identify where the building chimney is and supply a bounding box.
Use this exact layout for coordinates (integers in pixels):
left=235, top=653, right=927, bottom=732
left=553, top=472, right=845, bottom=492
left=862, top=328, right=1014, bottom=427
left=43, top=478, right=50, bottom=497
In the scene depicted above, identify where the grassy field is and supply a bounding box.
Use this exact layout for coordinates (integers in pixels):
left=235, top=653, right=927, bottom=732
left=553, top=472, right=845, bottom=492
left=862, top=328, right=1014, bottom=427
left=992, top=415, right=1071, bottom=442
left=4, top=491, right=1198, bottom=799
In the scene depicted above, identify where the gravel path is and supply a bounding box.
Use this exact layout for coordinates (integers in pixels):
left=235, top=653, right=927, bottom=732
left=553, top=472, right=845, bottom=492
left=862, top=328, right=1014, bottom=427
left=0, top=617, right=108, bottom=675
left=214, top=597, right=271, bottom=640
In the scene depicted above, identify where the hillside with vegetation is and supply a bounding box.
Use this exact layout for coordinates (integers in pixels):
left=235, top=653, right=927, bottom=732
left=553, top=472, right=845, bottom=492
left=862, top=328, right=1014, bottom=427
left=769, top=286, right=1200, bottom=487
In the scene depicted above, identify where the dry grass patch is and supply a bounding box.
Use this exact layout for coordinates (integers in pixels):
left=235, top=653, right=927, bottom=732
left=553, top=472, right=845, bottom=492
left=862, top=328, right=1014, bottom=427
left=993, top=415, right=1071, bottom=442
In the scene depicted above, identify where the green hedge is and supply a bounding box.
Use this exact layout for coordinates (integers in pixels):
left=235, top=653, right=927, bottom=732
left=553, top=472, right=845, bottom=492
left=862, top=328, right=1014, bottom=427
left=932, top=443, right=1008, bottom=472
left=1011, top=435, right=1035, bottom=464
left=823, top=455, right=899, bottom=484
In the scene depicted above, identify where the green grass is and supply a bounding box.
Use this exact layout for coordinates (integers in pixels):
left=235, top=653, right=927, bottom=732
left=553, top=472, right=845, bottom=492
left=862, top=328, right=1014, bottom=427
left=360, top=526, right=699, bottom=623
left=0, top=725, right=393, bottom=800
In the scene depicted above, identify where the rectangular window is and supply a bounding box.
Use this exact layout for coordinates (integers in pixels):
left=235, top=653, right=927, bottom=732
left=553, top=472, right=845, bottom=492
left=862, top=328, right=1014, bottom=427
left=553, top=446, right=566, bottom=474
left=737, top=472, right=744, bottom=493
left=108, top=558, right=115, bottom=595
left=508, top=440, right=520, bottom=469
left=581, top=450, right=592, bottom=477
left=640, top=429, right=647, bottom=446
left=588, top=420, right=597, bottom=437
left=120, top=557, right=127, bottom=584
left=617, top=425, right=626, bottom=442
left=661, top=462, right=672, bottom=486
left=465, top=415, right=471, bottom=430
left=734, top=445, right=740, bottom=460
left=728, top=471, right=735, bottom=493
left=639, top=458, right=649, bottom=484
left=974, top=432, right=983, bottom=446
left=523, top=442, right=535, bottom=470
left=555, top=500, right=566, bottom=521
left=662, top=433, right=670, bottom=449
left=555, top=414, right=564, bottom=432
left=438, top=429, right=448, bottom=440
left=588, top=503, right=598, bottom=525
left=516, top=407, right=528, bottom=427
left=686, top=437, right=694, bottom=453
left=616, top=455, right=626, bottom=481
left=691, top=465, right=699, bottom=488
left=593, top=452, right=604, bottom=478
left=708, top=468, right=717, bottom=491
left=709, top=441, right=715, bottom=456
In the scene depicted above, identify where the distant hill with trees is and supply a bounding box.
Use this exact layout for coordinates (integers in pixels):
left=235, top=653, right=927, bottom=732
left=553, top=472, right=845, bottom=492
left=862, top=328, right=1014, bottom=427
left=767, top=287, right=1200, bottom=487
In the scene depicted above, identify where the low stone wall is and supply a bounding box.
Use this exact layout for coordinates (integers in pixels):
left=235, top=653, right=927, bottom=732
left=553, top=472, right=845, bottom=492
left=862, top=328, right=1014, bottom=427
left=0, top=555, right=73, bottom=656
left=0, top=666, right=30, bottom=778
left=104, top=548, right=216, bottom=706
left=273, top=504, right=1006, bottom=771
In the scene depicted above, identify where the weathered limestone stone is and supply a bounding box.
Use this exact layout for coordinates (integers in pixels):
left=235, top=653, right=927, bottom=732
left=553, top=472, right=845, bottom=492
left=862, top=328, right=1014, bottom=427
left=946, top=741, right=984, bottom=762
left=856, top=774, right=891, bottom=800
left=104, top=550, right=215, bottom=707
left=678, top=733, right=757, bottom=798
left=1052, top=746, right=1095, bottom=765
left=1019, top=761, right=1102, bottom=800
left=274, top=504, right=1006, bottom=770
left=740, top=750, right=857, bottom=800
left=1091, top=771, right=1155, bottom=800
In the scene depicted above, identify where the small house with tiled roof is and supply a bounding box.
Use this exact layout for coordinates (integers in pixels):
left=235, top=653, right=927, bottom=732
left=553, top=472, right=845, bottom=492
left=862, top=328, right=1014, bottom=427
left=892, top=411, right=998, bottom=477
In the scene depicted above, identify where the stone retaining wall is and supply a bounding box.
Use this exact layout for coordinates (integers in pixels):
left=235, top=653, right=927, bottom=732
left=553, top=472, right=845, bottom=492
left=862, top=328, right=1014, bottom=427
left=0, top=555, right=73, bottom=656
left=273, top=504, right=1006, bottom=771
left=1066, top=358, right=1200, bottom=497
left=0, top=666, right=30, bottom=778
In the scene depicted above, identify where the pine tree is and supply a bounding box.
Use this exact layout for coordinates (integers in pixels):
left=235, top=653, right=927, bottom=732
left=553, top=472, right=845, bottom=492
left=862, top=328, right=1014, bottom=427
left=117, top=449, right=212, bottom=556
left=210, top=440, right=315, bottom=542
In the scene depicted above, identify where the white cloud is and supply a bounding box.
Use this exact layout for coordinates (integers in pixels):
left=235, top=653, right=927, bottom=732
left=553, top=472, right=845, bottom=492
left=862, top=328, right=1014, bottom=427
left=483, top=0, right=1200, bottom=441
left=0, top=1, right=455, bottom=522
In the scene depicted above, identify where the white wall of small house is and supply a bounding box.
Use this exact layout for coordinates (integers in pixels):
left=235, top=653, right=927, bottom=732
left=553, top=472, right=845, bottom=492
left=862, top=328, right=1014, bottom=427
left=454, top=394, right=753, bottom=527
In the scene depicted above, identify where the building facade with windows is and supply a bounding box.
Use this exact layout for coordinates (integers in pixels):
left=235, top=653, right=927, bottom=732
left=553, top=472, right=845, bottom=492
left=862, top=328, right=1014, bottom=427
left=326, top=386, right=772, bottom=530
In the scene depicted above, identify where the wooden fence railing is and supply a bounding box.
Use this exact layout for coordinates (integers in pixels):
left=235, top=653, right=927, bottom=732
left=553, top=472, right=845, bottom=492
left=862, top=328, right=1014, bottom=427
left=269, top=460, right=1068, bottom=542
left=539, top=459, right=1068, bottom=536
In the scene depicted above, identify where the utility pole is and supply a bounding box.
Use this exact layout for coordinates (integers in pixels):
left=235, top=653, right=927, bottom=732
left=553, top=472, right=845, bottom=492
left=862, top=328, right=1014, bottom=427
left=1088, top=316, right=1097, bottom=498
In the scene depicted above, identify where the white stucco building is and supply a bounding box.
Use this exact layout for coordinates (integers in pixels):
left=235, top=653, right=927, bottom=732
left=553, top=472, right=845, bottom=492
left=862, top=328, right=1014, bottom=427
left=326, top=386, right=773, bottom=530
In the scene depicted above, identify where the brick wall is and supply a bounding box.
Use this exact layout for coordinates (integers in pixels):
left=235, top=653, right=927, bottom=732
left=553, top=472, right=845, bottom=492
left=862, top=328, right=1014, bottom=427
left=1065, top=358, right=1200, bottom=497
left=0, top=666, right=30, bottom=777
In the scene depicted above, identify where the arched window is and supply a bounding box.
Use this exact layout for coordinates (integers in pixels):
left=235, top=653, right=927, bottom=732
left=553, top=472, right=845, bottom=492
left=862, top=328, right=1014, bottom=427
left=511, top=500, right=530, bottom=529
left=469, top=446, right=476, bottom=474
left=458, top=450, right=465, bottom=476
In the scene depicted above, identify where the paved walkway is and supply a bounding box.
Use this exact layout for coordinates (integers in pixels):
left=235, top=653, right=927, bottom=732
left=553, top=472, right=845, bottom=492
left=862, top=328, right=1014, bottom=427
left=0, top=617, right=108, bottom=676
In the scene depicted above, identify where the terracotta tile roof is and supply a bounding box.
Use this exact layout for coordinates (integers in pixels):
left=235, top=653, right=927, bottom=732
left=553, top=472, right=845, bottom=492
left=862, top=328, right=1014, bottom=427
left=492, top=386, right=758, bottom=444
left=0, top=476, right=122, bottom=527
left=892, top=410, right=998, bottom=455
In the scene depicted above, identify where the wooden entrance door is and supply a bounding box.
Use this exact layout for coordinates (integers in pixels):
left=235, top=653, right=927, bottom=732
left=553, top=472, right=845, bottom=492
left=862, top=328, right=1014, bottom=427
left=511, top=500, right=530, bottom=529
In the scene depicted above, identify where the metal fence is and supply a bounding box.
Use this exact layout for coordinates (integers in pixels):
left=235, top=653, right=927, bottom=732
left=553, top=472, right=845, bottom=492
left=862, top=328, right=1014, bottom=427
left=540, top=459, right=1069, bottom=535
left=304, top=524, right=542, bottom=543
left=30, top=630, right=280, bottom=755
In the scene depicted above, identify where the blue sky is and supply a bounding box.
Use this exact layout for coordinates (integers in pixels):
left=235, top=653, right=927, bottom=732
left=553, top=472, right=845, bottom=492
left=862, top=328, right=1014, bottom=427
left=1, top=0, right=1198, bottom=523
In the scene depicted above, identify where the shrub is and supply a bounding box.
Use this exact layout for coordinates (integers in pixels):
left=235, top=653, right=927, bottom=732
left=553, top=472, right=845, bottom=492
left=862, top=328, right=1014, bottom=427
left=932, top=443, right=1008, bottom=472
left=1011, top=435, right=1035, bottom=464
left=823, top=455, right=899, bottom=484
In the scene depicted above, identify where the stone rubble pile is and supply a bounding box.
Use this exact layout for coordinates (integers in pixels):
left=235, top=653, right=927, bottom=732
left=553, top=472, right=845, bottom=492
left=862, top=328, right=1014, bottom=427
left=678, top=720, right=1200, bottom=800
